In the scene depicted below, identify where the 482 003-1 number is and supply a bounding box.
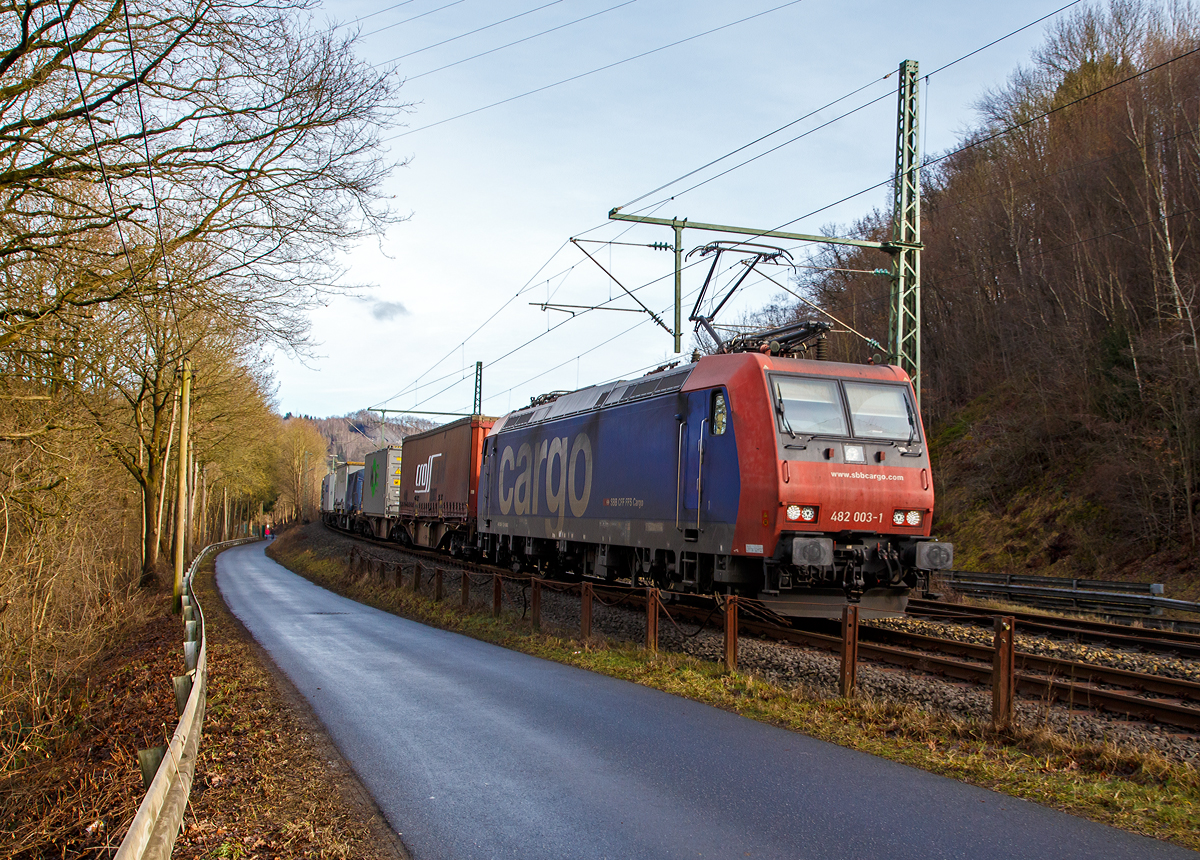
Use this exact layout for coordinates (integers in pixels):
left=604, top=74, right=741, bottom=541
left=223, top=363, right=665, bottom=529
left=829, top=511, right=882, bottom=524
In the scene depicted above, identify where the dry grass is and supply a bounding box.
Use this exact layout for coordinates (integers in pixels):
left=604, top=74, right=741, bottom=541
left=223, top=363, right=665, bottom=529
left=1, top=590, right=178, bottom=858
left=268, top=523, right=1200, bottom=851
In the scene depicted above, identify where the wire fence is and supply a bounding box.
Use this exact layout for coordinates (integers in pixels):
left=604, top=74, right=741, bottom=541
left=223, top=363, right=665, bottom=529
left=341, top=544, right=1021, bottom=728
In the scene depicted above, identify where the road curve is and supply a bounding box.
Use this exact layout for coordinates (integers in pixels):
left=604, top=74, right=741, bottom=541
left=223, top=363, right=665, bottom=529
left=216, top=541, right=1197, bottom=860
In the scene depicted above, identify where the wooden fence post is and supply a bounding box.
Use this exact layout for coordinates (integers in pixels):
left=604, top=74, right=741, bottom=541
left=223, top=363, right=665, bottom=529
left=840, top=604, right=859, bottom=697
left=992, top=615, right=1016, bottom=730
left=434, top=568, right=444, bottom=602
left=580, top=582, right=593, bottom=640
left=412, top=562, right=422, bottom=594
left=461, top=571, right=470, bottom=608
left=493, top=573, right=502, bottom=617
left=724, top=595, right=738, bottom=672
left=531, top=578, right=541, bottom=631
left=645, top=587, right=658, bottom=653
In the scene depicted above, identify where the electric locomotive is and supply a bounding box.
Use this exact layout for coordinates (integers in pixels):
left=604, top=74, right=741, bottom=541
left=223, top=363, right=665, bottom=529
left=476, top=348, right=953, bottom=618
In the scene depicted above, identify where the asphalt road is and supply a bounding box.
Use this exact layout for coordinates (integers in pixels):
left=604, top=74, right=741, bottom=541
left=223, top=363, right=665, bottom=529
left=216, top=541, right=1198, bottom=860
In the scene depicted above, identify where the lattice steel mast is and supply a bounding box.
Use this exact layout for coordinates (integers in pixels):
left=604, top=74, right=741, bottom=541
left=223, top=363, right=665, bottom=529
left=890, top=60, right=922, bottom=403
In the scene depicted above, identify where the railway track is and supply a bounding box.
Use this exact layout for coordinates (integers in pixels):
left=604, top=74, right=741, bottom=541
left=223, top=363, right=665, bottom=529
left=326, top=526, right=1200, bottom=732
left=907, top=597, right=1200, bottom=659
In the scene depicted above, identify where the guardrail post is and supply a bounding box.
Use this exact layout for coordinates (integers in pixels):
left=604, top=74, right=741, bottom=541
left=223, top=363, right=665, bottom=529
left=992, top=615, right=1016, bottom=730
left=580, top=582, right=593, bottom=640
left=413, top=562, right=422, bottom=594
left=531, top=578, right=542, bottom=631
left=461, top=571, right=470, bottom=608
left=434, top=568, right=444, bottom=602
left=840, top=604, right=859, bottom=697
left=646, top=587, right=658, bottom=653
left=493, top=573, right=502, bottom=617
left=724, top=595, right=738, bottom=672
left=137, top=746, right=165, bottom=791
left=172, top=675, right=193, bottom=716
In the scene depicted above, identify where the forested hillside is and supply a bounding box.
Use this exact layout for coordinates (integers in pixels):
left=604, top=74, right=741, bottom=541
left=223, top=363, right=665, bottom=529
left=785, top=2, right=1200, bottom=593
left=300, top=411, right=437, bottom=463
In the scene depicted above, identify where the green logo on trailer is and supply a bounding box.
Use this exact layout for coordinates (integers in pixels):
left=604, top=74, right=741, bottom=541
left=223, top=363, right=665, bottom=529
left=370, top=460, right=379, bottom=497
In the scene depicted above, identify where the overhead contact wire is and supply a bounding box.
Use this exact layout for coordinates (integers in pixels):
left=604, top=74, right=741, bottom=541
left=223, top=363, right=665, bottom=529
left=389, top=0, right=637, bottom=77
left=390, top=0, right=807, bottom=138
left=383, top=0, right=568, bottom=62
left=363, top=0, right=468, bottom=38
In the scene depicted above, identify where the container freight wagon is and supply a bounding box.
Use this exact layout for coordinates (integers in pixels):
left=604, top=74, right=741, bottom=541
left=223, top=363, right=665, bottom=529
left=332, top=462, right=364, bottom=512
left=324, top=462, right=363, bottom=530
left=362, top=447, right=402, bottom=518
left=348, top=470, right=365, bottom=514
left=396, top=416, right=495, bottom=554
left=320, top=472, right=335, bottom=515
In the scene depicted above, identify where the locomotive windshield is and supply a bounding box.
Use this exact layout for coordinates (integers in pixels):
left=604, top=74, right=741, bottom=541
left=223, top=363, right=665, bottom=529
left=773, top=377, right=847, bottom=436
left=772, top=375, right=920, bottom=442
left=844, top=382, right=918, bottom=441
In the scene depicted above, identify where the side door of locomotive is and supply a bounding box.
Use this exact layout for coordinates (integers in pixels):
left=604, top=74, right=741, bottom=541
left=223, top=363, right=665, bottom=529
left=680, top=388, right=731, bottom=539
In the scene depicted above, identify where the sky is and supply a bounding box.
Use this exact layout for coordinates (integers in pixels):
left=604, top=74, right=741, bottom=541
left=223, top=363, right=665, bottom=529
left=274, top=0, right=1078, bottom=420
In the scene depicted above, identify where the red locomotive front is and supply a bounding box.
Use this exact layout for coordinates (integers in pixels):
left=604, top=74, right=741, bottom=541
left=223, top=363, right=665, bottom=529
left=698, top=352, right=952, bottom=617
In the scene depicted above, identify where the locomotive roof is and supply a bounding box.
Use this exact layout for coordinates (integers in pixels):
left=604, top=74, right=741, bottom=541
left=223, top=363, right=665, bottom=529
left=490, top=353, right=912, bottom=435
left=491, top=363, right=697, bottom=434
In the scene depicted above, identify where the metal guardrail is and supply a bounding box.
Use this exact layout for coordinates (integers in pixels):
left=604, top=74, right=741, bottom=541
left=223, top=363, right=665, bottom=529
left=943, top=570, right=1164, bottom=594
left=939, top=570, right=1200, bottom=617
left=115, top=537, right=259, bottom=860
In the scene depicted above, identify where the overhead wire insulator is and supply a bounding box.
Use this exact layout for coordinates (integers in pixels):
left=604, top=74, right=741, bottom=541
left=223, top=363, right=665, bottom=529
left=872, top=268, right=891, bottom=277
left=649, top=241, right=673, bottom=251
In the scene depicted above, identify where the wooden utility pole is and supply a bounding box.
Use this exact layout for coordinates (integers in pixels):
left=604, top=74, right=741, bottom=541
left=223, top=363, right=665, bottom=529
left=173, top=359, right=192, bottom=613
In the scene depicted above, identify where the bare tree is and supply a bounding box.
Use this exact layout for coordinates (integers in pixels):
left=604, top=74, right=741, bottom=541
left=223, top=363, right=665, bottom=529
left=0, top=0, right=405, bottom=354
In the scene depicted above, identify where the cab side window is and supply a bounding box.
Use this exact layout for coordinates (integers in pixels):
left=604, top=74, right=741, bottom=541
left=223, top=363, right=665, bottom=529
left=711, top=391, right=728, bottom=435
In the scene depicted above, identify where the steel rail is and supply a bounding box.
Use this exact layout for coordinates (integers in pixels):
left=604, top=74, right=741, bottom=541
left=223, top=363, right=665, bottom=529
left=739, top=614, right=1200, bottom=731
left=860, top=627, right=1200, bottom=701
left=908, top=598, right=1200, bottom=658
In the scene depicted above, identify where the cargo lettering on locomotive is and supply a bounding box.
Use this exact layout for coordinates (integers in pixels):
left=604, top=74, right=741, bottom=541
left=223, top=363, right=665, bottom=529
left=497, top=431, right=593, bottom=528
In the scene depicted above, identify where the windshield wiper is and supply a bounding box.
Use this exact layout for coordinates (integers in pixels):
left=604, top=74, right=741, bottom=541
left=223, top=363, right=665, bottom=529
left=774, top=383, right=796, bottom=439
left=899, top=394, right=923, bottom=454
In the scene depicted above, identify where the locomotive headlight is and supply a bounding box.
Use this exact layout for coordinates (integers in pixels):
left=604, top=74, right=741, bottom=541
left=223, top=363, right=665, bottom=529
left=893, top=509, right=924, bottom=526
left=786, top=505, right=818, bottom=523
